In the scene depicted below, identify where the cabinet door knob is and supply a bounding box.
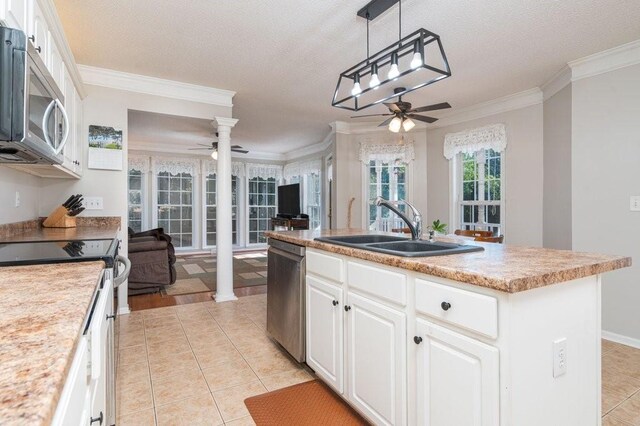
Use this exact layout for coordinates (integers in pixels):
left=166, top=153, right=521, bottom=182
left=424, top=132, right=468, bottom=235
left=414, top=336, right=423, bottom=345
left=441, top=301, right=452, bottom=311
left=344, top=305, right=351, bottom=312
left=332, top=300, right=339, bottom=306
left=90, top=411, right=103, bottom=425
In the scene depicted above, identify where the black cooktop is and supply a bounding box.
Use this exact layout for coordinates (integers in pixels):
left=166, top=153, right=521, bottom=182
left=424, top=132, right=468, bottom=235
left=0, top=239, right=118, bottom=267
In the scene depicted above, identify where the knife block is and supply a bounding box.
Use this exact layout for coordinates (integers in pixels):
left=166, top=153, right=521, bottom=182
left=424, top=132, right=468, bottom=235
left=43, top=215, right=77, bottom=228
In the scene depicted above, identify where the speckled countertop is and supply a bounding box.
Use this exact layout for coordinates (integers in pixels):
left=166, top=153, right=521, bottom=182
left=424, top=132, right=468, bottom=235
left=0, top=261, right=105, bottom=425
left=0, top=217, right=121, bottom=243
left=265, top=229, right=631, bottom=293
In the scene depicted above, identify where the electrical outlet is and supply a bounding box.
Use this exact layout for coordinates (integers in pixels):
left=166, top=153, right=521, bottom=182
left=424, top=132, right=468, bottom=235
left=631, top=196, right=640, bottom=212
left=553, top=338, right=567, bottom=378
left=14, top=191, right=20, bottom=208
left=85, top=197, right=104, bottom=210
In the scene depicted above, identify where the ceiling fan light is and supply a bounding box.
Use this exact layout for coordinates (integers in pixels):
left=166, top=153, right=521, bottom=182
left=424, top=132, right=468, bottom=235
left=211, top=150, right=218, bottom=160
left=388, top=116, right=402, bottom=133
left=351, top=74, right=362, bottom=96
left=402, top=117, right=416, bottom=132
left=369, top=63, right=380, bottom=89
left=388, top=52, right=400, bottom=80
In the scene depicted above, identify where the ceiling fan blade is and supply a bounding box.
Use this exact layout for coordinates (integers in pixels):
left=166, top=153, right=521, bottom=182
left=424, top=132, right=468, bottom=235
left=378, top=116, right=395, bottom=127
left=232, top=149, right=249, bottom=154
left=351, top=113, right=393, bottom=118
left=188, top=147, right=213, bottom=150
left=231, top=145, right=244, bottom=149
left=409, top=102, right=452, bottom=113
left=196, top=143, right=213, bottom=147
left=384, top=102, right=401, bottom=113
left=408, top=114, right=438, bottom=124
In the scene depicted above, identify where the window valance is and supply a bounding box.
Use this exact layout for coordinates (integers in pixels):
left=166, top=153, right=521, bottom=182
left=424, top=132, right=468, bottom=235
left=128, top=155, right=150, bottom=173
left=203, top=160, right=246, bottom=177
left=283, top=159, right=322, bottom=180
left=443, top=123, right=507, bottom=160
left=359, top=141, right=415, bottom=164
left=153, top=158, right=198, bottom=175
left=246, top=163, right=283, bottom=180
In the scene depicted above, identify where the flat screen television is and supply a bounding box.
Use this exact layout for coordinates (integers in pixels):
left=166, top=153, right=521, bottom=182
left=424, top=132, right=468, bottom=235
left=277, top=183, right=301, bottom=216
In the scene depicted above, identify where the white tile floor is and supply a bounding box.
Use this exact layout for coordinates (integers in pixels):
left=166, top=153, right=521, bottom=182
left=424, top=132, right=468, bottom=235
left=115, top=294, right=314, bottom=425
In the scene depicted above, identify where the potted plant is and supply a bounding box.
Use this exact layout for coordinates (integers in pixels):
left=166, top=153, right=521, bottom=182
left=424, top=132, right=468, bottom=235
left=430, top=219, right=447, bottom=235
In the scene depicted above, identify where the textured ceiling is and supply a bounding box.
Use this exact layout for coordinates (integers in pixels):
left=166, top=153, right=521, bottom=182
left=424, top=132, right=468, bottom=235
left=54, top=0, right=640, bottom=154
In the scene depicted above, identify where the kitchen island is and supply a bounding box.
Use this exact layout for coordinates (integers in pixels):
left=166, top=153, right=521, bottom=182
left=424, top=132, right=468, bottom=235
left=265, top=229, right=631, bottom=426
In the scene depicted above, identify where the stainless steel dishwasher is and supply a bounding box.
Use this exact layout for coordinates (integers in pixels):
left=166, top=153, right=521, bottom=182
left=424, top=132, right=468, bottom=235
left=266, top=238, right=306, bottom=362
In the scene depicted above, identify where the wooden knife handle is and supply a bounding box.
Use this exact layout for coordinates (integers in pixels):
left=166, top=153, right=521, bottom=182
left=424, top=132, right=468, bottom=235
left=43, top=205, right=69, bottom=227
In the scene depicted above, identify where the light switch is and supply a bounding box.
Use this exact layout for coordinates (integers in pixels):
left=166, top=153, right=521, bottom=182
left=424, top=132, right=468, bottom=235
left=631, top=196, right=640, bottom=212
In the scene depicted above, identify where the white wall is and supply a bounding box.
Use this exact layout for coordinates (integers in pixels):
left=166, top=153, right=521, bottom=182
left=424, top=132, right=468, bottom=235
left=543, top=85, right=573, bottom=249
left=426, top=104, right=544, bottom=246
left=572, top=63, right=640, bottom=341
left=0, top=167, right=41, bottom=224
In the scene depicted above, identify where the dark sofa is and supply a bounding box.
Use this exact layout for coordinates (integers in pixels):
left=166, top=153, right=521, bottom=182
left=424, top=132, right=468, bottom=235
left=127, top=227, right=177, bottom=294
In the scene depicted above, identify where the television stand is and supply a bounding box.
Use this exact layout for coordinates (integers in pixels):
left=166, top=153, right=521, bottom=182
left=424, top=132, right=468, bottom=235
left=271, top=216, right=309, bottom=231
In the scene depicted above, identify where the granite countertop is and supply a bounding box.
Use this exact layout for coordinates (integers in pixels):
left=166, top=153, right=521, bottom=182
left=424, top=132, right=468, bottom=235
left=0, top=261, right=105, bottom=425
left=265, top=229, right=631, bottom=293
left=0, top=217, right=121, bottom=243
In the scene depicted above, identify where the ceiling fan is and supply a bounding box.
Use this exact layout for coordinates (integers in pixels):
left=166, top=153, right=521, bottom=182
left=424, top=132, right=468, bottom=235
left=352, top=87, right=451, bottom=132
left=189, top=138, right=249, bottom=160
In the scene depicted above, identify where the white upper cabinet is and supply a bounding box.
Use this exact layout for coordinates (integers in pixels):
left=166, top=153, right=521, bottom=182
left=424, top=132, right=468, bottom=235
left=73, top=89, right=83, bottom=176
left=48, top=34, right=64, bottom=90
left=415, top=319, right=499, bottom=426
left=30, top=0, right=48, bottom=63
left=3, top=0, right=31, bottom=32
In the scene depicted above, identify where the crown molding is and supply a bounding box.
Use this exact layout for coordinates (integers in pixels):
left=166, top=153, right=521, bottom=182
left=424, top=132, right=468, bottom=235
left=541, top=66, right=572, bottom=101
left=40, top=0, right=87, bottom=98
left=330, top=121, right=352, bottom=134
left=569, top=39, right=640, bottom=82
left=284, top=131, right=334, bottom=161
left=78, top=65, right=236, bottom=107
left=429, top=88, right=543, bottom=129
left=214, top=117, right=239, bottom=128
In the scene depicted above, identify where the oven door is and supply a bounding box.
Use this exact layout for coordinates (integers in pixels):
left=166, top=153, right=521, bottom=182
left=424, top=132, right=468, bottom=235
left=23, top=44, right=68, bottom=164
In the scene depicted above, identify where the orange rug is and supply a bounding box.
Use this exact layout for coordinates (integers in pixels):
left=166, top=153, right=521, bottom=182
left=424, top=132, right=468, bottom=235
left=244, top=380, right=370, bottom=425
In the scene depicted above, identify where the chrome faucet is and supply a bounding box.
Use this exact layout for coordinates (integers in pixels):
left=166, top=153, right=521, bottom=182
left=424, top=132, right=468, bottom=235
left=375, top=197, right=423, bottom=241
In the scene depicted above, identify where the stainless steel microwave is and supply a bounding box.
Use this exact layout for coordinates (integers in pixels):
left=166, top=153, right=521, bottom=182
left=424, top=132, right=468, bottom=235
left=0, top=26, right=69, bottom=164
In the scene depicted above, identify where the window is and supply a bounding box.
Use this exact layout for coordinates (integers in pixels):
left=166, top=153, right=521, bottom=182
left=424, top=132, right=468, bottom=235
left=248, top=177, right=277, bottom=244
left=367, top=160, right=407, bottom=230
left=288, top=173, right=322, bottom=231
left=128, top=169, right=144, bottom=233
left=458, top=149, right=503, bottom=234
left=205, top=173, right=239, bottom=246
left=157, top=171, right=194, bottom=248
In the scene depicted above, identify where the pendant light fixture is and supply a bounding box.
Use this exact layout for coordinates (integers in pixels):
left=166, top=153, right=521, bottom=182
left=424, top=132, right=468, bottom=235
left=332, top=0, right=451, bottom=112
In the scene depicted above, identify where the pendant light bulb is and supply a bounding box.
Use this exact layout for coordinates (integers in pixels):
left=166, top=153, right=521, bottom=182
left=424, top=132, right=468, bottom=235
left=369, top=64, right=380, bottom=89
left=388, top=52, right=400, bottom=80
left=402, top=117, right=416, bottom=132
left=388, top=116, right=402, bottom=133
left=351, top=74, right=362, bottom=97
left=211, top=150, right=218, bottom=160
left=410, top=41, right=424, bottom=69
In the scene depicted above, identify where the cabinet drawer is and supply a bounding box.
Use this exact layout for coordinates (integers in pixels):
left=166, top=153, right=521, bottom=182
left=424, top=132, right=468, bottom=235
left=307, top=250, right=344, bottom=283
left=348, top=261, right=407, bottom=306
left=415, top=278, right=498, bottom=338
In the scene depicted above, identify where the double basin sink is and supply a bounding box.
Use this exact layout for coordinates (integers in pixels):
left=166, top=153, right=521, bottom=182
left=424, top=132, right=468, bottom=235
left=314, top=234, right=484, bottom=258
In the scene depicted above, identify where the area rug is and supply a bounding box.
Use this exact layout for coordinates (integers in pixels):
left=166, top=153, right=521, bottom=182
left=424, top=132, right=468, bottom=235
left=166, top=251, right=268, bottom=296
left=244, top=380, right=369, bottom=426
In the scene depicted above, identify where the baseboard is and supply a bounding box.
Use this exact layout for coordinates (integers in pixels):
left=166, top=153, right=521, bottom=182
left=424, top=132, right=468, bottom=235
left=214, top=293, right=239, bottom=303
left=602, top=330, right=640, bottom=349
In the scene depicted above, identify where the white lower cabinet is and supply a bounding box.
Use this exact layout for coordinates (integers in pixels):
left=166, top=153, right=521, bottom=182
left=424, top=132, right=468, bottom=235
left=415, top=319, right=499, bottom=426
left=306, top=275, right=343, bottom=393
left=346, top=292, right=406, bottom=426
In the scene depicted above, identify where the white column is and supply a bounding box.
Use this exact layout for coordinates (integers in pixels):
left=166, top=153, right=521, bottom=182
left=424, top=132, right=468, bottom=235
left=213, top=117, right=239, bottom=302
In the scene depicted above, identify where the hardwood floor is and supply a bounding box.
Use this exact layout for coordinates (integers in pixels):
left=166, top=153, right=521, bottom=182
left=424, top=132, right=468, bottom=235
left=127, top=285, right=267, bottom=311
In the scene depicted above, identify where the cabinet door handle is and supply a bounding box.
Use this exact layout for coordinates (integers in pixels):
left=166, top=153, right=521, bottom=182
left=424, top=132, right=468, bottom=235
left=35, top=46, right=42, bottom=53
left=90, top=411, right=103, bottom=425
left=344, top=305, right=351, bottom=312
left=414, top=336, right=423, bottom=345
left=332, top=300, right=339, bottom=306
left=106, top=314, right=116, bottom=320
left=29, top=35, right=35, bottom=42
left=441, top=301, right=452, bottom=311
